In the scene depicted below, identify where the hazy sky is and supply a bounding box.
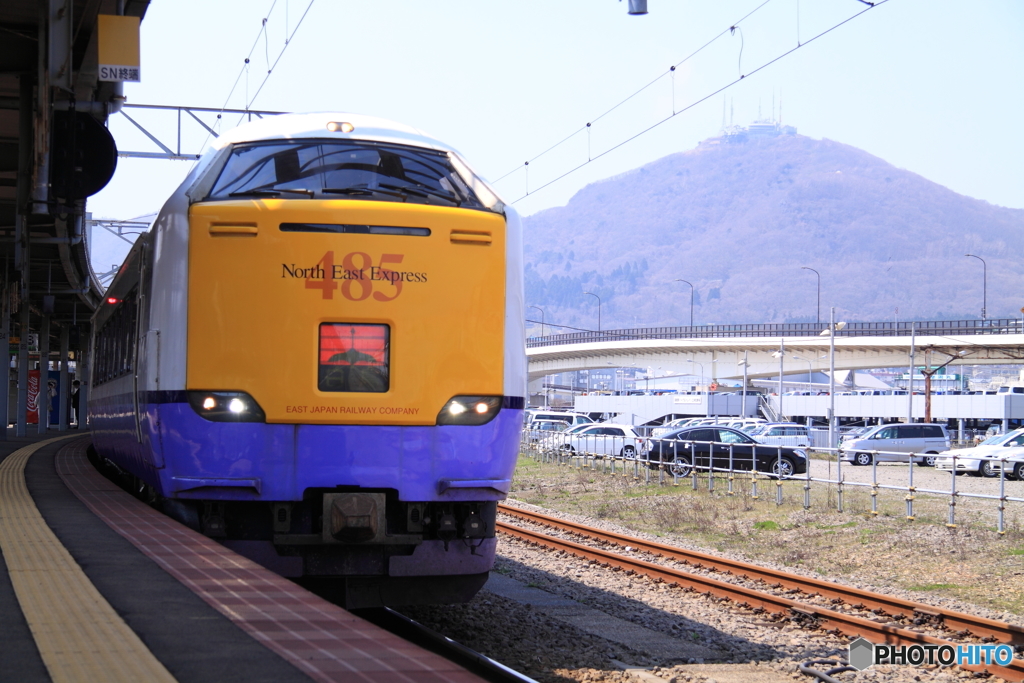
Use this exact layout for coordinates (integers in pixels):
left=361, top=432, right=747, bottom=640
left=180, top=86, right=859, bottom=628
left=89, top=0, right=1024, bottom=239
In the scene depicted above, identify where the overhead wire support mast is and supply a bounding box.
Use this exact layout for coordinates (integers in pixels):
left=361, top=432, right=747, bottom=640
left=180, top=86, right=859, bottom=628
left=114, top=104, right=286, bottom=160
left=497, top=0, right=889, bottom=203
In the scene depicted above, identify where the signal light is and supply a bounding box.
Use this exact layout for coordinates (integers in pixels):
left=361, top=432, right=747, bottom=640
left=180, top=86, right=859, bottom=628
left=106, top=297, right=120, bottom=305
left=436, top=396, right=502, bottom=426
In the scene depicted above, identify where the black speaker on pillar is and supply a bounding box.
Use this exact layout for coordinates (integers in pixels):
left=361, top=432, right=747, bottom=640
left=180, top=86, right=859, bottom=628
left=50, top=111, right=118, bottom=200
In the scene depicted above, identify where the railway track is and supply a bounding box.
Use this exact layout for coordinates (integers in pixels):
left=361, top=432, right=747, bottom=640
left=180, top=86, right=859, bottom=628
left=355, top=607, right=539, bottom=683
left=496, top=503, right=1024, bottom=681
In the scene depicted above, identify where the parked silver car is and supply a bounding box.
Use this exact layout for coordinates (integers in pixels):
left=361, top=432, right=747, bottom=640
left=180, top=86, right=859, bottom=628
left=996, top=450, right=1024, bottom=480
left=839, top=423, right=950, bottom=466
left=934, top=429, right=1024, bottom=477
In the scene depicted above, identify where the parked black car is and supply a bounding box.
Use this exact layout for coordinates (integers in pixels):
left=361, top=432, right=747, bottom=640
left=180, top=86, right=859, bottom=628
left=646, top=426, right=808, bottom=478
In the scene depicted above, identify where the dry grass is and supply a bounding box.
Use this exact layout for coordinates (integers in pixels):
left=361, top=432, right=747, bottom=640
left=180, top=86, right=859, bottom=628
left=509, top=453, right=1024, bottom=618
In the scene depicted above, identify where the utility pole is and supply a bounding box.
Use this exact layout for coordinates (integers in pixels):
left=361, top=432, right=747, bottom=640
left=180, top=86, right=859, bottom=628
left=907, top=323, right=916, bottom=424
left=829, top=308, right=836, bottom=449
left=921, top=349, right=967, bottom=423
left=924, top=348, right=933, bottom=423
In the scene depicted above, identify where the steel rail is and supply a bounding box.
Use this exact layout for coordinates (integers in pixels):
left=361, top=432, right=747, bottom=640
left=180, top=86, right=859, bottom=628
left=498, top=505, right=1024, bottom=647
left=497, top=511, right=1024, bottom=680
left=354, top=607, right=539, bottom=683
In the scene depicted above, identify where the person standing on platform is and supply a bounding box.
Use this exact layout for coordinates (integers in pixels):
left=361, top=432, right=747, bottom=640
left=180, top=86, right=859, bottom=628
left=70, top=380, right=80, bottom=427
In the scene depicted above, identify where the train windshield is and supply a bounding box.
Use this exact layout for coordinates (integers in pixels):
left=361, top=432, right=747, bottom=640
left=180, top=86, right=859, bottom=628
left=206, top=140, right=491, bottom=210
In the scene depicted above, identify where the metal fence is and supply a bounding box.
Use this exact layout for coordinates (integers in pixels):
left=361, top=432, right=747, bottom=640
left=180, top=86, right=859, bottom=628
left=526, top=317, right=1023, bottom=348
left=806, top=427, right=988, bottom=450
left=520, top=427, right=1024, bottom=533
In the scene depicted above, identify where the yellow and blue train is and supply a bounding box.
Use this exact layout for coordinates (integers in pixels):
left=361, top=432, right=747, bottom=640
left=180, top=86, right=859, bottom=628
left=89, top=113, right=525, bottom=607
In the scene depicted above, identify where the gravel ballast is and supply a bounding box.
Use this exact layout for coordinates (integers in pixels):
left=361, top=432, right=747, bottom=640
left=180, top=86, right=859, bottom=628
left=400, top=455, right=1023, bottom=683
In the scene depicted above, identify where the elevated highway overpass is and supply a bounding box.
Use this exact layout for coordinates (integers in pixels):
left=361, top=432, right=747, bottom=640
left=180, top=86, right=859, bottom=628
left=526, top=319, right=1024, bottom=383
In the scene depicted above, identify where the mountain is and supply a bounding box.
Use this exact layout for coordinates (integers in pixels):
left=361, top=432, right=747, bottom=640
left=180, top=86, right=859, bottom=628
left=521, top=130, right=1024, bottom=334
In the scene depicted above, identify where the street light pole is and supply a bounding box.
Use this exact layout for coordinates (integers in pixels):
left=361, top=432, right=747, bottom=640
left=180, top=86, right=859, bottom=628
left=818, top=310, right=846, bottom=449
left=790, top=355, right=814, bottom=390
left=801, top=267, right=820, bottom=325
left=738, top=352, right=749, bottom=418
left=528, top=305, right=545, bottom=337
left=829, top=308, right=836, bottom=449
left=673, top=279, right=694, bottom=327
left=908, top=322, right=916, bottom=423
left=583, top=291, right=601, bottom=333
left=772, top=341, right=785, bottom=419
left=965, top=254, right=987, bottom=321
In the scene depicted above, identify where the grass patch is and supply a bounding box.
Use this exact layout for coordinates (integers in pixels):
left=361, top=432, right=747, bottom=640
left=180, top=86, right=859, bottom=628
left=813, top=521, right=858, bottom=530
left=508, top=450, right=1024, bottom=616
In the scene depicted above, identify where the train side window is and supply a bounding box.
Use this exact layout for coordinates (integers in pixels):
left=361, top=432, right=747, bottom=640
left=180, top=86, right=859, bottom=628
left=93, top=289, right=138, bottom=386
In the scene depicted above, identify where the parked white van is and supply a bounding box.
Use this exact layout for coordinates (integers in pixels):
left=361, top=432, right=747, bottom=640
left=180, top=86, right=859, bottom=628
left=839, top=423, right=950, bottom=466
left=748, top=423, right=811, bottom=448
left=525, top=411, right=594, bottom=428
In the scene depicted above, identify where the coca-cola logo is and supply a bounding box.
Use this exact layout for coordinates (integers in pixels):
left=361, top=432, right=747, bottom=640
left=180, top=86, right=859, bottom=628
left=27, top=374, right=39, bottom=411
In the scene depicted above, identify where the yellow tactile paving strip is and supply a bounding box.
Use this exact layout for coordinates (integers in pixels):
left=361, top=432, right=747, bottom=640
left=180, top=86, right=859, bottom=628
left=0, top=437, right=178, bottom=683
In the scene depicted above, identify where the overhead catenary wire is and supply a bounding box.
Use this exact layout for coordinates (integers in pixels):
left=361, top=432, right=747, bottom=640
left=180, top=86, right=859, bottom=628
left=240, top=0, right=317, bottom=116
left=498, top=0, right=888, bottom=203
left=191, top=0, right=315, bottom=166
left=491, top=0, right=775, bottom=186
left=491, top=0, right=770, bottom=187
left=200, top=2, right=278, bottom=147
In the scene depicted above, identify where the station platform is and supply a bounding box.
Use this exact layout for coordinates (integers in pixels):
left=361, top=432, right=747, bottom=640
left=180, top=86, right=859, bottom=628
left=0, top=433, right=483, bottom=683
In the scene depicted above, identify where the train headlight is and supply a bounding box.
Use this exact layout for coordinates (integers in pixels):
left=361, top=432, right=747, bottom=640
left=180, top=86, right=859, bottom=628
left=187, top=391, right=266, bottom=423
left=436, top=396, right=502, bottom=426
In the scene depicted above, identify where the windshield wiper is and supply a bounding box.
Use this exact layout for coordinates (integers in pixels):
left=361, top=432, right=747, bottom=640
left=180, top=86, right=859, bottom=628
left=323, top=185, right=406, bottom=200
left=228, top=188, right=315, bottom=198
left=380, top=182, right=460, bottom=205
